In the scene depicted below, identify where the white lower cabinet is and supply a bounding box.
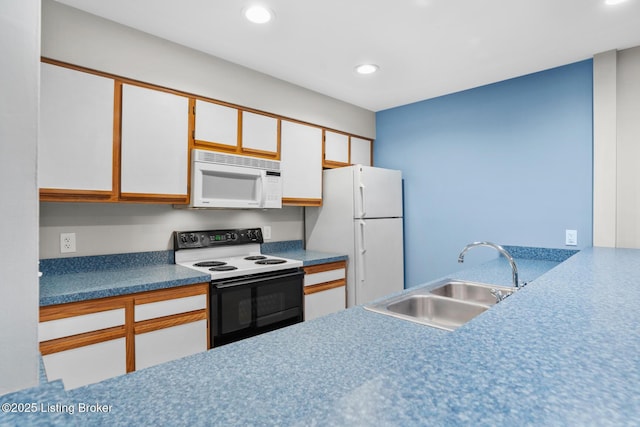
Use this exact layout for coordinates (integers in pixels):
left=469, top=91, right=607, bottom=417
left=133, top=291, right=208, bottom=370
left=303, top=261, right=347, bottom=321
left=42, top=339, right=127, bottom=390
left=39, top=283, right=209, bottom=389
left=135, top=320, right=207, bottom=370
left=305, top=287, right=346, bottom=321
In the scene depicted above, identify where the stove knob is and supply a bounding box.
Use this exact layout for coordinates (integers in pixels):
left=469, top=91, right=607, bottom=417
left=189, top=233, right=198, bottom=243
left=180, top=234, right=187, bottom=243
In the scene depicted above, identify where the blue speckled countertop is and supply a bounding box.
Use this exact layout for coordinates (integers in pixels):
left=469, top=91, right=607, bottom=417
left=262, top=240, right=348, bottom=266
left=38, top=243, right=345, bottom=307
left=38, top=251, right=211, bottom=306
left=10, top=247, right=640, bottom=426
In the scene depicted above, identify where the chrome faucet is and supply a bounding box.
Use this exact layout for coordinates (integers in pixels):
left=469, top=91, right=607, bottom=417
left=457, top=242, right=520, bottom=288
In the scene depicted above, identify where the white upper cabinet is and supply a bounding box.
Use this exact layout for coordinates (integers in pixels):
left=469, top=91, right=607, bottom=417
left=120, top=84, right=189, bottom=200
left=350, top=136, right=372, bottom=166
left=241, top=111, right=278, bottom=155
left=194, top=99, right=238, bottom=150
left=39, top=62, right=115, bottom=195
left=324, top=130, right=350, bottom=166
left=280, top=121, right=323, bottom=204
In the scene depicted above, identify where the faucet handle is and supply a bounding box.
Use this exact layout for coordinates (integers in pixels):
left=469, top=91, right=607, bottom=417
left=490, top=288, right=505, bottom=303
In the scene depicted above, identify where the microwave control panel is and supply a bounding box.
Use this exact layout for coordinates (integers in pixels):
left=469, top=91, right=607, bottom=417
left=174, top=228, right=263, bottom=250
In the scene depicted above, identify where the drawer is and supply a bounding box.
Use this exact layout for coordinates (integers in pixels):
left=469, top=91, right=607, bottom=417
left=303, top=261, right=347, bottom=287
left=304, top=268, right=346, bottom=287
left=39, top=308, right=125, bottom=342
left=134, top=294, right=207, bottom=322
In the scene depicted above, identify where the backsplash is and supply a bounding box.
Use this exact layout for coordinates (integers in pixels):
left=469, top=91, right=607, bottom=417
left=39, top=203, right=304, bottom=259
left=503, top=245, right=579, bottom=263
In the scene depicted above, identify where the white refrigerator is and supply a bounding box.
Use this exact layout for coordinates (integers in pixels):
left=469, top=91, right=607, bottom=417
left=305, top=165, right=404, bottom=307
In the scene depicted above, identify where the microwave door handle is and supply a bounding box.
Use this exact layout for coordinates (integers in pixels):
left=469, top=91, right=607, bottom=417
left=258, top=174, right=267, bottom=207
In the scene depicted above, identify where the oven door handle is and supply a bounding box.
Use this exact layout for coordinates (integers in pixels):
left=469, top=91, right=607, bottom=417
left=213, top=269, right=303, bottom=289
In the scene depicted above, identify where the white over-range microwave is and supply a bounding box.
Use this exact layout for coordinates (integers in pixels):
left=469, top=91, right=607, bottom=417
left=190, top=149, right=282, bottom=209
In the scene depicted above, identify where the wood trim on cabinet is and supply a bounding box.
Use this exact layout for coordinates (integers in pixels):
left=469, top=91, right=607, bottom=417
left=323, top=160, right=350, bottom=169
left=186, top=98, right=195, bottom=205
left=240, top=147, right=279, bottom=159
left=370, top=139, right=374, bottom=166
left=40, top=297, right=128, bottom=322
left=113, top=80, right=123, bottom=199
left=193, top=140, right=238, bottom=153
left=282, top=197, right=322, bottom=207
left=304, top=279, right=346, bottom=296
left=39, top=326, right=126, bottom=355
left=236, top=109, right=243, bottom=152
left=124, top=299, right=135, bottom=373
left=118, top=192, right=189, bottom=204
left=303, top=261, right=347, bottom=275
left=133, top=310, right=208, bottom=335
left=39, top=189, right=115, bottom=203
left=276, top=118, right=282, bottom=161
left=133, top=283, right=209, bottom=306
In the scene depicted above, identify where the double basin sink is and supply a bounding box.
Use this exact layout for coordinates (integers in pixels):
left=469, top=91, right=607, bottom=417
left=364, top=279, right=517, bottom=331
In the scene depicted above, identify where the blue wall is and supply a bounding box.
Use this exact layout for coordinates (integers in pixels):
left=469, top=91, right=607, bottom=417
left=375, top=60, right=593, bottom=287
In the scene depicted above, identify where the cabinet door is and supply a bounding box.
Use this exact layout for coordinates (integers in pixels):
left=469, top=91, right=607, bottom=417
left=304, top=287, right=346, bottom=321
left=135, top=320, right=207, bottom=370
left=120, top=84, right=189, bottom=202
left=39, top=300, right=128, bottom=389
left=133, top=284, right=209, bottom=368
left=241, top=111, right=278, bottom=157
left=324, top=130, right=350, bottom=166
left=194, top=99, right=239, bottom=151
left=42, top=338, right=126, bottom=390
left=303, top=261, right=347, bottom=321
left=39, top=62, right=115, bottom=201
left=280, top=121, right=323, bottom=205
left=350, top=137, right=372, bottom=166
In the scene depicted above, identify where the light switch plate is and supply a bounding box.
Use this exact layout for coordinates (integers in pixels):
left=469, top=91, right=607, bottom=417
left=565, top=229, right=577, bottom=246
left=263, top=226, right=271, bottom=240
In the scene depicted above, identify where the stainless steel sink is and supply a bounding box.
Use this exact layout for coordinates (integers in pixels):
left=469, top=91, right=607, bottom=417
left=385, top=294, right=488, bottom=330
left=364, top=278, right=517, bottom=331
left=428, top=279, right=516, bottom=306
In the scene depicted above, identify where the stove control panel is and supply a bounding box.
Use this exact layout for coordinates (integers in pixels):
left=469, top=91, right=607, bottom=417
left=174, top=228, right=263, bottom=249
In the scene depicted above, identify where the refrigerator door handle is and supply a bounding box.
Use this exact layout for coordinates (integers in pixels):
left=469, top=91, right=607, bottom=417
left=358, top=183, right=366, bottom=217
left=358, top=221, right=366, bottom=286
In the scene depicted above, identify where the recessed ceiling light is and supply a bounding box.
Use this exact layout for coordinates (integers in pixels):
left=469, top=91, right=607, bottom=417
left=605, top=0, right=628, bottom=5
left=244, top=5, right=273, bottom=24
left=355, top=64, right=379, bottom=75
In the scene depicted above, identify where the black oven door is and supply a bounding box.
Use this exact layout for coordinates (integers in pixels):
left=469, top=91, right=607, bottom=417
left=211, top=268, right=304, bottom=347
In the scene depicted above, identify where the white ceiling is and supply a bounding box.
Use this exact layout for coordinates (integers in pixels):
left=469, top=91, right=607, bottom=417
left=53, top=0, right=640, bottom=112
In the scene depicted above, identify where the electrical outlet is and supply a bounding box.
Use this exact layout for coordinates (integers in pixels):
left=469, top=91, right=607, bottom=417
left=60, top=232, right=77, bottom=253
left=565, top=229, right=577, bottom=246
left=263, top=225, right=272, bottom=240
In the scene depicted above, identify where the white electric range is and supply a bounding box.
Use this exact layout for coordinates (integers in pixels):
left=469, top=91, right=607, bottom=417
left=174, top=228, right=304, bottom=347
